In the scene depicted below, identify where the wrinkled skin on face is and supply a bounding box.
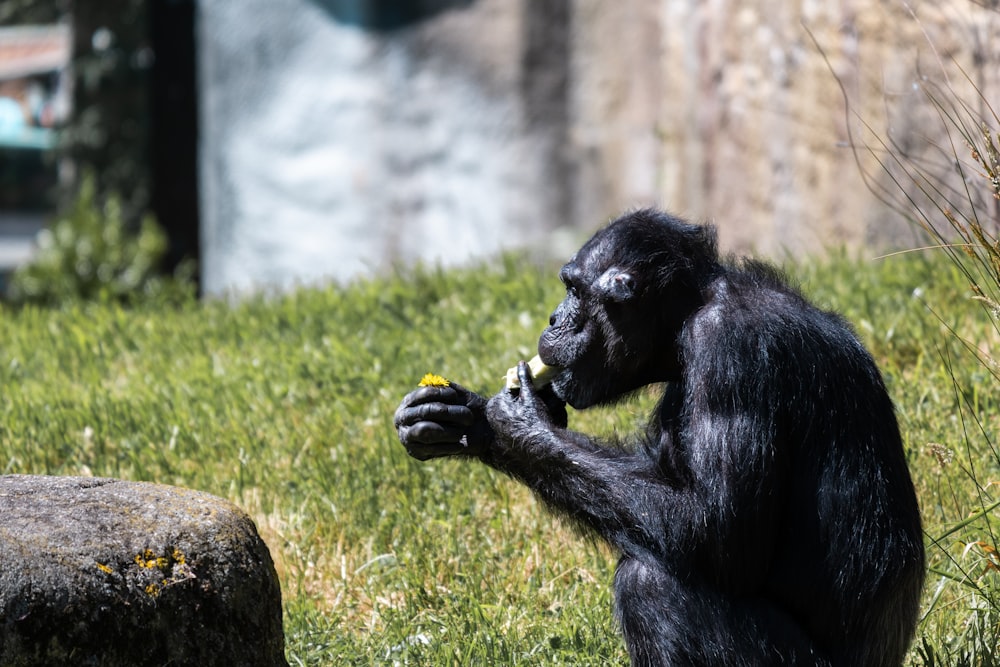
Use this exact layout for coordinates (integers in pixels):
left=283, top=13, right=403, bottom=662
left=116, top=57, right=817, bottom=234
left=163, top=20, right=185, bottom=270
left=539, top=220, right=712, bottom=409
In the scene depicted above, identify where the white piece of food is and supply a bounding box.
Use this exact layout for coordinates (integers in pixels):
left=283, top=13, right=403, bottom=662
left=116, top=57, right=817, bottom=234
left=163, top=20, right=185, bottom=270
left=505, top=355, right=558, bottom=390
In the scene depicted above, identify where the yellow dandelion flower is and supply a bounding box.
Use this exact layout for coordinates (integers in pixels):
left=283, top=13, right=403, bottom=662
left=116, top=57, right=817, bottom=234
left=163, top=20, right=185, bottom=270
left=96, top=562, right=113, bottom=575
left=418, top=373, right=450, bottom=387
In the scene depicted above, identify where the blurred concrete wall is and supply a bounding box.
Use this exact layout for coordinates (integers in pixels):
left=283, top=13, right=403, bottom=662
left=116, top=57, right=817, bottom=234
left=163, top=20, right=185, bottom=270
left=199, top=0, right=580, bottom=294
left=198, top=0, right=1000, bottom=294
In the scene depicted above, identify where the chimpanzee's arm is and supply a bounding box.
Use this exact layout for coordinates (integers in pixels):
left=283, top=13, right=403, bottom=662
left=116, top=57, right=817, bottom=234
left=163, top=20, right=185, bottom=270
left=396, top=362, right=783, bottom=566
left=485, top=362, right=784, bottom=572
left=393, top=367, right=682, bottom=554
left=481, top=363, right=704, bottom=558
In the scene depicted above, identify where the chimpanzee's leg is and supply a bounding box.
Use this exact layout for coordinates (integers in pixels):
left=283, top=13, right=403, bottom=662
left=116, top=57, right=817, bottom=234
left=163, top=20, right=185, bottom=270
left=613, top=558, right=830, bottom=667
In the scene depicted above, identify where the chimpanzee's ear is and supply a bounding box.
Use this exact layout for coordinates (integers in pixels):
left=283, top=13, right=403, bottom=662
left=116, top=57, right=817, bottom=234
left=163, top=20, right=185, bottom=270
left=595, top=268, right=636, bottom=303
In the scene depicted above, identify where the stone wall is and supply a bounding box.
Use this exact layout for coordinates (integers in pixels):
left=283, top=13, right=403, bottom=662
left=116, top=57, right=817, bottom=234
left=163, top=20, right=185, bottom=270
left=198, top=0, right=1000, bottom=294
left=656, top=0, right=1000, bottom=256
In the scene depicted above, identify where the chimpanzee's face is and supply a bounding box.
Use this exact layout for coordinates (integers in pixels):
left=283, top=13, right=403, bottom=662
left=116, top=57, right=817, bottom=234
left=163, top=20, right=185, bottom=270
left=537, top=224, right=676, bottom=409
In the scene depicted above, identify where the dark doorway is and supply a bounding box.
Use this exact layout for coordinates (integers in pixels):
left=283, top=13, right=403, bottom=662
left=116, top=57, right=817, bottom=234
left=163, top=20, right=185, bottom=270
left=150, top=0, right=200, bottom=283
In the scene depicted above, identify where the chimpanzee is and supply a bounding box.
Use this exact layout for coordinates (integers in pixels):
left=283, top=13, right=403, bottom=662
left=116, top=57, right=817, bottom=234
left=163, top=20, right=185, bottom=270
left=394, top=209, right=924, bottom=666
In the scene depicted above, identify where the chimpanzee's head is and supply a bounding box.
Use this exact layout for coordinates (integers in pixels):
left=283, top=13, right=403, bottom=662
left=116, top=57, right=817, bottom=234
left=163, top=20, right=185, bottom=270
left=538, top=210, right=719, bottom=409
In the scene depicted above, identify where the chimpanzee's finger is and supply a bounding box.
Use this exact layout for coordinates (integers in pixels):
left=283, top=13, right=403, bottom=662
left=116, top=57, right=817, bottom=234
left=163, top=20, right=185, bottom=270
left=536, top=385, right=568, bottom=428
left=403, top=437, right=469, bottom=461
left=395, top=401, right=474, bottom=429
left=401, top=420, right=469, bottom=445
left=515, top=360, right=536, bottom=398
left=399, top=385, right=461, bottom=409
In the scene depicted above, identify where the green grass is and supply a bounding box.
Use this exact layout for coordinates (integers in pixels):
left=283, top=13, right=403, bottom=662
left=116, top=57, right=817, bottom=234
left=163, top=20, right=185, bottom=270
left=0, top=250, right=996, bottom=665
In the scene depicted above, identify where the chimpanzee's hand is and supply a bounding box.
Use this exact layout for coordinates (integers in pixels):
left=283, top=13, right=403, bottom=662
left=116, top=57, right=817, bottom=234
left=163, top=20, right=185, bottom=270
left=394, top=381, right=494, bottom=461
left=487, top=361, right=568, bottom=445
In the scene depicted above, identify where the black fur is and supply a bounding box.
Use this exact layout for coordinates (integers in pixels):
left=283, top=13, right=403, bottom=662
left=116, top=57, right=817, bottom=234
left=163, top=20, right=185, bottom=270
left=395, top=209, right=924, bottom=666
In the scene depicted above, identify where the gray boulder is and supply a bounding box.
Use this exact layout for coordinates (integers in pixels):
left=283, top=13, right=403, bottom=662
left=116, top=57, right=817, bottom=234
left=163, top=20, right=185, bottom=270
left=0, top=475, right=286, bottom=666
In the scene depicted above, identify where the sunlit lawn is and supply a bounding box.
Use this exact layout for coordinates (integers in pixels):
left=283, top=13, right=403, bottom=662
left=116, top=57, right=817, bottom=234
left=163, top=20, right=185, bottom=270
left=1, top=249, right=996, bottom=664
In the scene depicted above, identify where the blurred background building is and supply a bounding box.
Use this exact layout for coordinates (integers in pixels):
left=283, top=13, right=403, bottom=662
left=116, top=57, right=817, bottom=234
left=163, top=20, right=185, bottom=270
left=1, top=0, right=998, bottom=296
left=0, top=23, right=69, bottom=274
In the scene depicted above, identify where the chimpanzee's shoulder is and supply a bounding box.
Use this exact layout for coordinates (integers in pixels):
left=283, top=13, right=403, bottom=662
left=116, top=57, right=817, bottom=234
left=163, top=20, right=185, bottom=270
left=684, top=258, right=860, bottom=360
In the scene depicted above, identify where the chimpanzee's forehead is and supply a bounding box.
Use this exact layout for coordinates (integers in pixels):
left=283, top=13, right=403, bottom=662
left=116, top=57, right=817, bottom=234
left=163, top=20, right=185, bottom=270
left=565, top=243, right=607, bottom=279
left=572, top=225, right=635, bottom=271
